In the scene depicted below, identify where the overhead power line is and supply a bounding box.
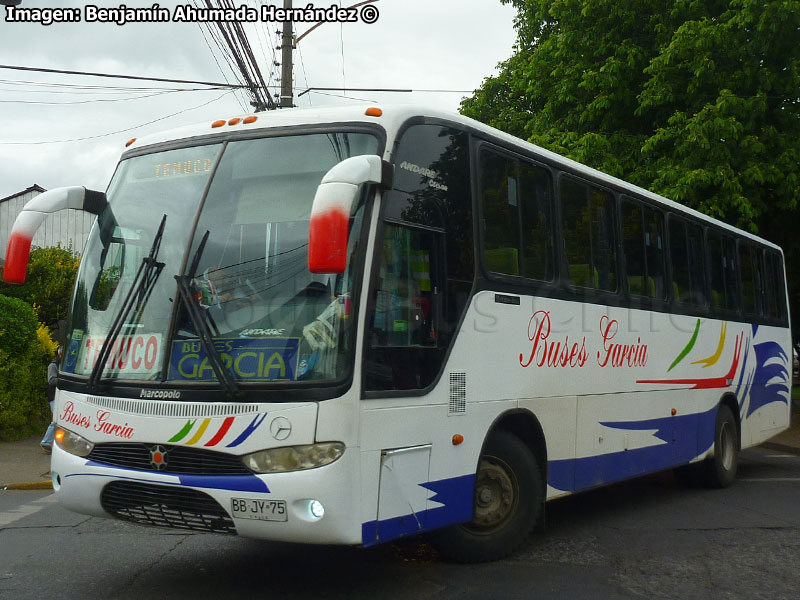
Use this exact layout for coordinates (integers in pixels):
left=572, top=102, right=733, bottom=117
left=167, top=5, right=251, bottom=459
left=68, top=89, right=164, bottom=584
left=0, top=64, right=250, bottom=89
left=297, top=87, right=475, bottom=97
left=195, top=0, right=275, bottom=111
left=0, top=78, right=229, bottom=94
left=0, top=90, right=235, bottom=145
left=0, top=91, right=180, bottom=105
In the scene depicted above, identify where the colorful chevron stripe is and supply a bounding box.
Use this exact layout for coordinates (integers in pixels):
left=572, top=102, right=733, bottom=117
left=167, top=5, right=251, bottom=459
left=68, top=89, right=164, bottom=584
left=668, top=318, right=701, bottom=372
left=167, top=413, right=267, bottom=448
left=638, top=332, right=744, bottom=389
left=204, top=416, right=235, bottom=447
left=185, top=419, right=211, bottom=445
left=226, top=414, right=269, bottom=448
left=168, top=419, right=196, bottom=443
left=691, top=322, right=727, bottom=368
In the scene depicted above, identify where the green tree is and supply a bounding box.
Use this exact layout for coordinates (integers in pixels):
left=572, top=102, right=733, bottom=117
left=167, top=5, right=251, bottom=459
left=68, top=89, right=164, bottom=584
left=0, top=245, right=80, bottom=326
left=462, top=0, right=800, bottom=330
left=0, top=295, right=53, bottom=440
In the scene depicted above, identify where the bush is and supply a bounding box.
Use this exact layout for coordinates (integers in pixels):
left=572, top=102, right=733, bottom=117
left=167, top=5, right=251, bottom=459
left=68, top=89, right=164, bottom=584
left=0, top=245, right=80, bottom=326
left=0, top=296, right=54, bottom=441
left=0, top=295, right=38, bottom=355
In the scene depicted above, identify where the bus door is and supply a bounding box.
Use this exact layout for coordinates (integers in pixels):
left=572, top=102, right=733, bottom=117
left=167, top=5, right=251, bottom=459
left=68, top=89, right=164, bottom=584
left=364, top=223, right=443, bottom=542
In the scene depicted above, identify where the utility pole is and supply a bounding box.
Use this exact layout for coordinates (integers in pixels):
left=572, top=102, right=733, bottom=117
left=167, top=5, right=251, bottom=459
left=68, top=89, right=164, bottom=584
left=280, top=0, right=293, bottom=108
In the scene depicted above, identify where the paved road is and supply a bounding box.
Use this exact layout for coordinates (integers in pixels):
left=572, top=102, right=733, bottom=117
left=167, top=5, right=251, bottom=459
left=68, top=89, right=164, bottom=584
left=1, top=447, right=799, bottom=600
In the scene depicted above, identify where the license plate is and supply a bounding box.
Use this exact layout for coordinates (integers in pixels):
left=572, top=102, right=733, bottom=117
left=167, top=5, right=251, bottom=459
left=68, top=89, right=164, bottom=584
left=231, top=498, right=287, bottom=522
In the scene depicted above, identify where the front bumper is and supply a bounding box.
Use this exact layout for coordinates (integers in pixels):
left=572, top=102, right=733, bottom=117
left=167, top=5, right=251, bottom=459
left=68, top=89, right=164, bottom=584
left=51, top=443, right=362, bottom=545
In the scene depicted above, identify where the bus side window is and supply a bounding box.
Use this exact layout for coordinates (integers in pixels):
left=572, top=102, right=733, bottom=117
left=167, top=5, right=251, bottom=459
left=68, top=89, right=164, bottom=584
left=708, top=230, right=738, bottom=312
left=372, top=225, right=438, bottom=348
left=621, top=199, right=646, bottom=296
left=686, top=222, right=706, bottom=306
left=519, top=161, right=554, bottom=281
left=644, top=206, right=666, bottom=299
left=668, top=218, right=689, bottom=303
left=365, top=123, right=473, bottom=393
left=669, top=217, right=707, bottom=306
left=723, top=236, right=739, bottom=311
left=481, top=149, right=520, bottom=275
left=739, top=242, right=764, bottom=316
left=763, top=251, right=787, bottom=321
left=479, top=148, right=553, bottom=281
left=560, top=177, right=617, bottom=292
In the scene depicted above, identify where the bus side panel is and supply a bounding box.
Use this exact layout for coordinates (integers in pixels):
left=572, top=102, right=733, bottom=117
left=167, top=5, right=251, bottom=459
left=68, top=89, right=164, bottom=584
left=359, top=397, right=519, bottom=546
left=738, top=324, right=794, bottom=448
left=456, top=292, right=792, bottom=493
left=357, top=292, right=791, bottom=543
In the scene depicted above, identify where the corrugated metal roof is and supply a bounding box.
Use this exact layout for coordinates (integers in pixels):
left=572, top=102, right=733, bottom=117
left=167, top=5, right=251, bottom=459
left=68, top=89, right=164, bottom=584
left=0, top=184, right=46, bottom=204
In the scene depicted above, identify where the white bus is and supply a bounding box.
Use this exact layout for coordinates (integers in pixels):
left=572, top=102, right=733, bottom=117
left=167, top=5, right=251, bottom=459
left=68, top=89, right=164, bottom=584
left=4, top=105, right=792, bottom=562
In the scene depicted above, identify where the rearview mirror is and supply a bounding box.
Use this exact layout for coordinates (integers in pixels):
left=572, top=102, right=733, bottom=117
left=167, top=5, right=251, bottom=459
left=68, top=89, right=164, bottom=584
left=308, top=155, right=391, bottom=274
left=3, top=186, right=107, bottom=284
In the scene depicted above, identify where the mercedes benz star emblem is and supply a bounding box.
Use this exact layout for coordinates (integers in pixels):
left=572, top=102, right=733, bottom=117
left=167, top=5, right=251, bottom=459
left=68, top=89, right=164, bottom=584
left=270, top=417, right=292, bottom=441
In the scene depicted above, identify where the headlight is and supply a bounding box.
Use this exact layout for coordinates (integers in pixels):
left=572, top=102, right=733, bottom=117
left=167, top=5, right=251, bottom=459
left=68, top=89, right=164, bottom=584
left=242, top=442, right=345, bottom=474
left=54, top=427, right=94, bottom=457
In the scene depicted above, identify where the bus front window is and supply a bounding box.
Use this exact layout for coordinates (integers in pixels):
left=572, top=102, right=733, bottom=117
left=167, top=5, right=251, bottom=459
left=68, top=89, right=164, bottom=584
left=64, top=132, right=378, bottom=389
left=64, top=145, right=222, bottom=381
left=169, top=132, right=378, bottom=386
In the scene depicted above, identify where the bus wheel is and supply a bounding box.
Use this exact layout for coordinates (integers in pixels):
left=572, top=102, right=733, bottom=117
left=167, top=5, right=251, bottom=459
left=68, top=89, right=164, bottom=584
left=704, top=404, right=738, bottom=488
left=430, top=430, right=542, bottom=563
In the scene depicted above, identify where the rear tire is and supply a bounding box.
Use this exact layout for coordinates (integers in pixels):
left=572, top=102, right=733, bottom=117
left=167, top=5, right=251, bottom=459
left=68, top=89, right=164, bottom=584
left=703, top=404, right=738, bottom=488
left=431, top=430, right=542, bottom=563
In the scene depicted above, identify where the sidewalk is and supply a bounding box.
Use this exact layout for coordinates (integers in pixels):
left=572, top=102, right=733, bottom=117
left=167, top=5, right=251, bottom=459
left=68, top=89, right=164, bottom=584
left=2, top=404, right=799, bottom=490
left=0, top=434, right=54, bottom=490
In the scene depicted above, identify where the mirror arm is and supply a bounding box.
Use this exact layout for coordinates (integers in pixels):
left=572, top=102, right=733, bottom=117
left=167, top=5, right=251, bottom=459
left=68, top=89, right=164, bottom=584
left=2, top=186, right=107, bottom=284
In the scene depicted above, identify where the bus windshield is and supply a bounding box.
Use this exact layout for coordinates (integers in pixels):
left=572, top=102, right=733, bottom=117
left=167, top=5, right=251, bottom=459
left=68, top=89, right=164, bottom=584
left=64, top=131, right=379, bottom=387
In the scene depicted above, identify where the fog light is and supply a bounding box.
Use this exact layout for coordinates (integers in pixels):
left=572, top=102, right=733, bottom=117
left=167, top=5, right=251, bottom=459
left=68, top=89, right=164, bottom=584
left=309, top=500, right=325, bottom=520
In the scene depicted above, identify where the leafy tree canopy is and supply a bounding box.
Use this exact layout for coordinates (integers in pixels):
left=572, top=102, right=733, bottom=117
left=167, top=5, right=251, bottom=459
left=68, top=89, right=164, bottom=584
left=0, top=245, right=80, bottom=326
left=463, top=0, right=799, bottom=229
left=462, top=0, right=800, bottom=329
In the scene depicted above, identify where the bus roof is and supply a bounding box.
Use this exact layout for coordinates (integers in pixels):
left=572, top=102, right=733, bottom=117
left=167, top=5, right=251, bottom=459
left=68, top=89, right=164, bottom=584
left=126, top=103, right=780, bottom=252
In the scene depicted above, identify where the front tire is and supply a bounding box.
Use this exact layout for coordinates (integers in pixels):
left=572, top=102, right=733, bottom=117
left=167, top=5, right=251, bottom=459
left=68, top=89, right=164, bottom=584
left=431, top=431, right=543, bottom=563
left=704, top=404, right=738, bottom=488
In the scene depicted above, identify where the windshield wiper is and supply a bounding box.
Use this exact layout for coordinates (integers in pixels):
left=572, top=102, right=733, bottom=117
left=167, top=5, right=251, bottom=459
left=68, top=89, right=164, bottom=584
left=88, top=215, right=167, bottom=391
left=174, top=231, right=240, bottom=399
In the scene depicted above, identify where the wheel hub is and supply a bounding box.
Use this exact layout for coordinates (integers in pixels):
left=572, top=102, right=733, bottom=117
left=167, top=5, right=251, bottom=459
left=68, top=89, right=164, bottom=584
left=469, top=458, right=516, bottom=532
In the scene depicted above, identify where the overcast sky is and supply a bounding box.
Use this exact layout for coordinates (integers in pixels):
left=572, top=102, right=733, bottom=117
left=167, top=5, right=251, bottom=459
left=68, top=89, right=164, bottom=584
left=0, top=0, right=517, bottom=199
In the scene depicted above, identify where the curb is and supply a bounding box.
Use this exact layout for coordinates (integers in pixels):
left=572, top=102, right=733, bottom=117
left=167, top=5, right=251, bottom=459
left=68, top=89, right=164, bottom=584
left=2, top=481, right=53, bottom=491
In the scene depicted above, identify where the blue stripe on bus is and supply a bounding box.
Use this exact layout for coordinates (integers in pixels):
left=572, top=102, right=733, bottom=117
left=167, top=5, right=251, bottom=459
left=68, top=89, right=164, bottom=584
left=747, top=340, right=791, bottom=418
left=548, top=406, right=719, bottom=492
left=83, top=461, right=269, bottom=493
left=361, top=474, right=475, bottom=546
left=177, top=474, right=269, bottom=493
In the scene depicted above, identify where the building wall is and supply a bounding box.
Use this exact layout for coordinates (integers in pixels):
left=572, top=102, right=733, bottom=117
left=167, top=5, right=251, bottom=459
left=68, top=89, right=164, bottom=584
left=0, top=186, right=96, bottom=261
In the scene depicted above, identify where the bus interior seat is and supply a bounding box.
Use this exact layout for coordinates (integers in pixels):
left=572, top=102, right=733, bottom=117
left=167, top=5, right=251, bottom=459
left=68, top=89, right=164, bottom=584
left=711, top=290, right=723, bottom=308
left=485, top=247, right=519, bottom=276
left=628, top=276, right=656, bottom=297
left=569, top=264, right=599, bottom=288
